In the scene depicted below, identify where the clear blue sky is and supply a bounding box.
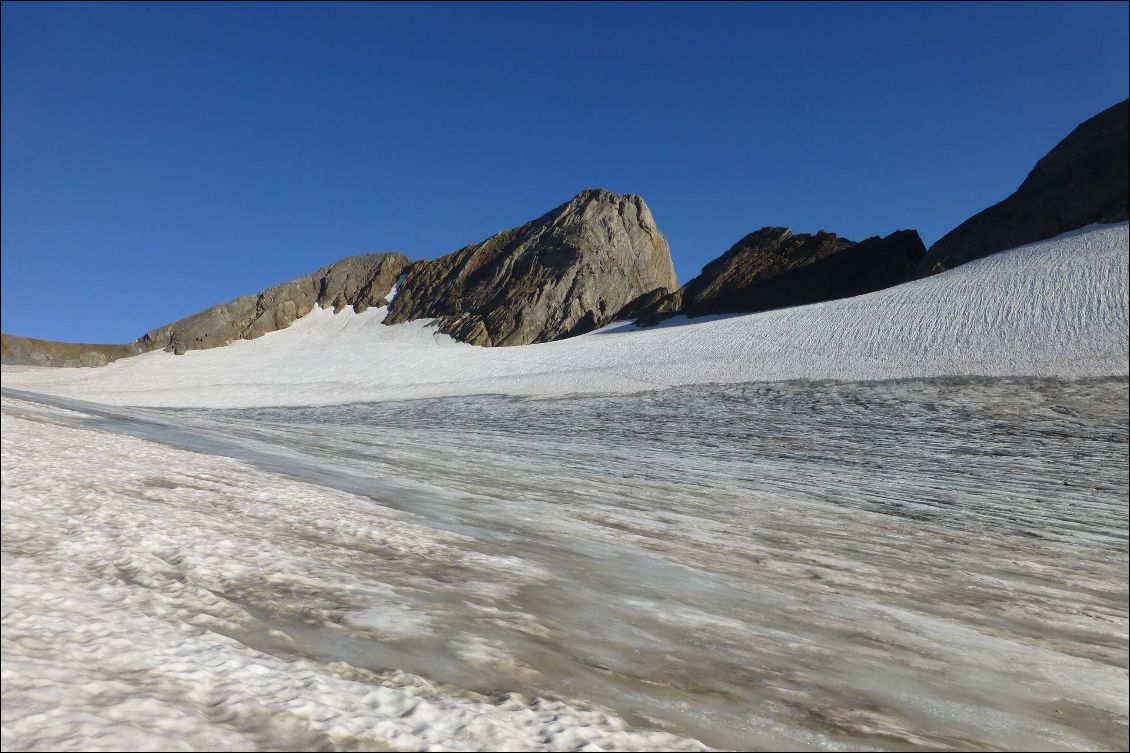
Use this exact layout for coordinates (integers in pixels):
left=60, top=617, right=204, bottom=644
left=2, top=2, right=1127, bottom=343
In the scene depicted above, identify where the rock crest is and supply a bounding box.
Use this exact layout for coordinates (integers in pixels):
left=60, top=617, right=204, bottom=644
left=618, top=227, right=925, bottom=323
left=384, top=189, right=678, bottom=346
left=137, top=253, right=409, bottom=353
left=920, top=98, right=1128, bottom=275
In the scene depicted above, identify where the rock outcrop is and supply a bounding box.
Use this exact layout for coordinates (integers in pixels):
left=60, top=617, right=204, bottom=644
left=137, top=253, right=409, bottom=354
left=1, top=253, right=409, bottom=366
left=920, top=98, right=1129, bottom=275
left=1, top=334, right=137, bottom=368
left=620, top=227, right=925, bottom=323
left=684, top=228, right=925, bottom=317
left=384, top=189, right=678, bottom=346
left=612, top=287, right=684, bottom=326
left=2, top=189, right=677, bottom=365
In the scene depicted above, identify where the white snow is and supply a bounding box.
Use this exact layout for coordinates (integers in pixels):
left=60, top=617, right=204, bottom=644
left=3, top=223, right=1127, bottom=408
left=1, top=223, right=1127, bottom=751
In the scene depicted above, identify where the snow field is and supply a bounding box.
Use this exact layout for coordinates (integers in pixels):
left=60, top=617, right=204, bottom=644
left=3, top=223, right=1126, bottom=408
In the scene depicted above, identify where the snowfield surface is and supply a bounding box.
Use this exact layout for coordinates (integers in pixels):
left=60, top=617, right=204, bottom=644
left=2, top=223, right=1127, bottom=408
left=2, top=224, right=1128, bottom=751
left=0, top=402, right=709, bottom=752
left=2, top=380, right=1128, bottom=751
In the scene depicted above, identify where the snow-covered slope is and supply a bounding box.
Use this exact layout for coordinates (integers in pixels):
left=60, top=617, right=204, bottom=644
left=3, top=223, right=1127, bottom=408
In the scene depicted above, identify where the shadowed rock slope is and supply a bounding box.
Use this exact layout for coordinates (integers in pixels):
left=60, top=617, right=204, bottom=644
left=919, top=98, right=1129, bottom=276
left=2, top=253, right=410, bottom=366
left=385, top=189, right=678, bottom=346
left=618, top=227, right=925, bottom=323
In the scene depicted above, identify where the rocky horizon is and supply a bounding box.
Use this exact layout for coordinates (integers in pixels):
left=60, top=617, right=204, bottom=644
left=2, top=189, right=679, bottom=364
left=919, top=97, right=1128, bottom=275
left=384, top=188, right=677, bottom=347
left=4, top=97, right=1128, bottom=367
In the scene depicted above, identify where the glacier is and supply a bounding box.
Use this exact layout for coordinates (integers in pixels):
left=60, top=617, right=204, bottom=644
left=2, top=223, right=1127, bottom=408
left=1, top=223, right=1128, bottom=751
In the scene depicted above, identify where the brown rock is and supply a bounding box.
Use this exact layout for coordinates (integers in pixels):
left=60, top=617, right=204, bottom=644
left=2, top=252, right=410, bottom=366
left=385, top=189, right=678, bottom=346
left=0, top=333, right=138, bottom=368
left=137, top=253, right=409, bottom=354
left=686, top=228, right=924, bottom=317
left=611, top=287, right=684, bottom=326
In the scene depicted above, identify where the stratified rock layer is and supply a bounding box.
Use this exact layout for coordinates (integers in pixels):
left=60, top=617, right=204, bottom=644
left=0, top=334, right=137, bottom=368
left=385, top=190, right=677, bottom=346
left=920, top=98, right=1129, bottom=275
left=1, top=253, right=409, bottom=366
left=138, top=253, right=410, bottom=354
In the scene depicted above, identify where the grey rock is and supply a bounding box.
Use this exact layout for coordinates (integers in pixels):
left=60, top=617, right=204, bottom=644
left=920, top=98, right=1128, bottom=275
left=385, top=189, right=678, bottom=346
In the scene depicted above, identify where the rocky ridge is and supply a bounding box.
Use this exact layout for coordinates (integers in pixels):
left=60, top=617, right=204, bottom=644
left=384, top=189, right=678, bottom=346
left=1, top=334, right=137, bottom=368
left=1, top=253, right=409, bottom=366
left=617, top=228, right=926, bottom=323
left=138, top=253, right=410, bottom=354
left=4, top=99, right=1126, bottom=367
left=919, top=98, right=1128, bottom=275
left=1, top=190, right=677, bottom=364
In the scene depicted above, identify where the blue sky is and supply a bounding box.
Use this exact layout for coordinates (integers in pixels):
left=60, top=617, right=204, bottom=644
left=2, top=2, right=1127, bottom=343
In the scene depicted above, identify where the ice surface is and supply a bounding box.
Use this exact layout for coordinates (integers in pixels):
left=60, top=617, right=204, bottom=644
left=2, top=223, right=1127, bottom=750
left=3, top=377, right=1127, bottom=751
left=0, top=400, right=710, bottom=752
left=2, top=223, right=1126, bottom=408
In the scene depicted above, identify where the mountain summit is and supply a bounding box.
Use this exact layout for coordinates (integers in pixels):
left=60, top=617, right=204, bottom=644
left=1, top=189, right=677, bottom=364
left=385, top=189, right=677, bottom=346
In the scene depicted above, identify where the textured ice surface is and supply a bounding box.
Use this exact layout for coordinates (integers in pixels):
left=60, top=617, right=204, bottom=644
left=3, top=377, right=1127, bottom=751
left=1, top=400, right=709, bottom=752
left=2, top=223, right=1127, bottom=408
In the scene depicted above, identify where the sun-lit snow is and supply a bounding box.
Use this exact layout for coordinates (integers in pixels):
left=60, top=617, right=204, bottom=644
left=3, top=223, right=1127, bottom=408
left=2, top=376, right=1127, bottom=751
left=2, top=224, right=1127, bottom=751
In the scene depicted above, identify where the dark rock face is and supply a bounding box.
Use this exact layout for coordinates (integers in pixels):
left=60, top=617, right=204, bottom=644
left=611, top=287, right=683, bottom=325
left=920, top=99, right=1129, bottom=276
left=686, top=228, right=924, bottom=317
left=0, top=334, right=138, bottom=368
left=682, top=228, right=852, bottom=317
left=137, top=253, right=409, bottom=353
left=623, top=227, right=925, bottom=323
left=2, top=253, right=409, bottom=366
left=385, top=189, right=678, bottom=346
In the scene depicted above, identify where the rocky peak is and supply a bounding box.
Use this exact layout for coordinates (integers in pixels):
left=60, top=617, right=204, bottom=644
left=384, top=189, right=677, bottom=346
